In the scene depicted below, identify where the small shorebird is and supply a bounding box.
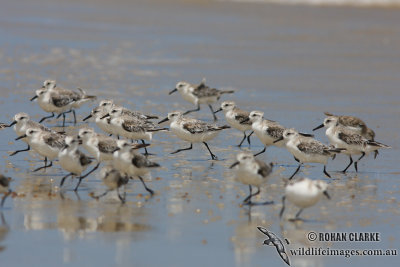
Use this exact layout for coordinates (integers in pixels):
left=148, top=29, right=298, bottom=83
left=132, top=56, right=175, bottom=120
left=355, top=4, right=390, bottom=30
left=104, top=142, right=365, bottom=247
left=247, top=111, right=286, bottom=156
left=77, top=128, right=120, bottom=162
left=0, top=175, right=13, bottom=207
left=98, top=99, right=158, bottom=121
left=229, top=152, right=274, bottom=205
left=314, top=112, right=377, bottom=158
left=280, top=177, right=330, bottom=221
left=169, top=78, right=234, bottom=121
left=90, top=166, right=130, bottom=203
left=214, top=101, right=254, bottom=147
left=5, top=113, right=54, bottom=156
left=59, top=136, right=97, bottom=191
left=113, top=140, right=159, bottom=196
left=158, top=111, right=230, bottom=160
left=16, top=128, right=66, bottom=172
left=83, top=106, right=118, bottom=137
left=274, top=128, right=344, bottom=179
left=42, top=79, right=96, bottom=124
left=315, top=117, right=391, bottom=173
left=104, top=107, right=168, bottom=155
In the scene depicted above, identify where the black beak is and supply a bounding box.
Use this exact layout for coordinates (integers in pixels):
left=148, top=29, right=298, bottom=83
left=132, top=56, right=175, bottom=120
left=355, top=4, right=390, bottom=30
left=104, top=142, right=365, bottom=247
left=323, top=191, right=331, bottom=199
left=78, top=139, right=83, bottom=145
left=158, top=117, right=169, bottom=124
left=100, top=114, right=110, bottom=119
left=313, top=124, right=324, bottom=131
left=82, top=114, right=92, bottom=121
left=273, top=136, right=284, bottom=143
left=30, top=95, right=38, bottom=101
left=16, top=134, right=27, bottom=141
left=229, top=161, right=239, bottom=169
left=8, top=121, right=17, bottom=127
left=214, top=108, right=223, bottom=114
left=112, top=147, right=120, bottom=153
left=299, top=132, right=314, bottom=138
left=169, top=88, right=178, bottom=95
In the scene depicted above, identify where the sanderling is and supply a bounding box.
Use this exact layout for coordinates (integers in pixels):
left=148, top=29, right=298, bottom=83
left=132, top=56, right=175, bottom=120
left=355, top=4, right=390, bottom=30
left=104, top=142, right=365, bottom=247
left=42, top=79, right=96, bottom=123
left=274, top=128, right=344, bottom=179
left=30, top=88, right=76, bottom=127
left=6, top=112, right=54, bottom=156
left=158, top=111, right=230, bottom=160
left=315, top=117, right=391, bottom=173
left=16, top=128, right=66, bottom=172
left=83, top=106, right=118, bottom=137
left=280, top=177, right=330, bottom=221
left=247, top=111, right=286, bottom=156
left=229, top=152, right=274, bottom=205
left=314, top=112, right=378, bottom=158
left=113, top=140, right=159, bottom=196
left=214, top=101, right=254, bottom=147
left=103, top=107, right=168, bottom=155
left=77, top=127, right=120, bottom=162
left=98, top=99, right=158, bottom=121
left=0, top=175, right=13, bottom=207
left=59, top=136, right=98, bottom=191
left=90, top=166, right=130, bottom=203
left=169, top=78, right=234, bottom=121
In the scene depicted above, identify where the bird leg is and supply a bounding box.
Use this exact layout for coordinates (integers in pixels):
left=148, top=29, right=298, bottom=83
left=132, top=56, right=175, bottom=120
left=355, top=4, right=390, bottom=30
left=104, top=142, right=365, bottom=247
left=203, top=142, right=217, bottom=160
left=138, top=176, right=154, bottom=196
left=323, top=165, right=331, bottom=178
left=208, top=104, right=218, bottom=121
left=10, top=144, right=30, bottom=156
left=354, top=152, right=365, bottom=172
left=39, top=112, right=55, bottom=123
left=289, top=163, right=302, bottom=180
left=33, top=158, right=52, bottom=172
left=254, top=146, right=266, bottom=157
left=182, top=104, right=200, bottom=115
left=171, top=143, right=193, bottom=154
left=247, top=131, right=254, bottom=146
left=341, top=155, right=353, bottom=173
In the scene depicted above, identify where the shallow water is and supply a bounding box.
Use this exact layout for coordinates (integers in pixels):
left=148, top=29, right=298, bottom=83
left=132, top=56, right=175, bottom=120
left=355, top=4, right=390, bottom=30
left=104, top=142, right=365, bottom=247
left=0, top=0, right=399, bottom=266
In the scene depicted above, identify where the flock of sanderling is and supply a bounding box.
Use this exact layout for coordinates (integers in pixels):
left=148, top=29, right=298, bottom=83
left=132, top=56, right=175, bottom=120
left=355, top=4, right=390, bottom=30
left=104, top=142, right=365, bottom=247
left=0, top=78, right=391, bottom=221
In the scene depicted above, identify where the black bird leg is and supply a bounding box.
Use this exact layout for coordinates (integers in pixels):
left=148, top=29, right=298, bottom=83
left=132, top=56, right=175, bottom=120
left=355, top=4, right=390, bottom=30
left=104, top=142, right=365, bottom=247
left=254, top=146, right=266, bottom=157
left=354, top=152, right=365, bottom=172
left=138, top=176, right=154, bottom=196
left=208, top=104, right=217, bottom=121
left=341, top=156, right=353, bottom=173
left=39, top=112, right=55, bottom=123
left=10, top=144, right=30, bottom=156
left=237, top=132, right=247, bottom=147
left=289, top=163, right=302, bottom=180
left=182, top=104, right=200, bottom=115
left=203, top=142, right=217, bottom=160
left=33, top=158, right=52, bottom=172
left=171, top=143, right=193, bottom=154
left=247, top=131, right=254, bottom=146
left=323, top=165, right=331, bottom=178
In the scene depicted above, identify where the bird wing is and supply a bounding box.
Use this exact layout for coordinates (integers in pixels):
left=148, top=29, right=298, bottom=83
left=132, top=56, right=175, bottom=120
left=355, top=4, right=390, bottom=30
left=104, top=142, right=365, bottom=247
left=297, top=139, right=329, bottom=155
left=78, top=151, right=92, bottom=166
left=51, top=94, right=75, bottom=107
left=43, top=133, right=65, bottom=148
left=338, top=131, right=366, bottom=146
left=266, top=125, right=285, bottom=139
left=131, top=154, right=160, bottom=168
left=98, top=139, right=117, bottom=154
left=256, top=159, right=273, bottom=178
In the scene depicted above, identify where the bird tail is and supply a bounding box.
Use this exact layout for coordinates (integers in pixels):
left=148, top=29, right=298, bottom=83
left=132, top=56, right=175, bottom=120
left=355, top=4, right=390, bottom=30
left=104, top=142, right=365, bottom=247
left=77, top=88, right=97, bottom=100
left=218, top=125, right=231, bottom=130
left=220, top=90, right=235, bottom=95
left=327, top=147, right=346, bottom=154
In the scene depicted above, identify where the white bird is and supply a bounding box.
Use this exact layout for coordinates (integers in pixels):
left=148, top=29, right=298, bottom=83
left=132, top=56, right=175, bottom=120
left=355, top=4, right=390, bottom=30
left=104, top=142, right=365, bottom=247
left=104, top=107, right=168, bottom=155
left=16, top=128, right=66, bottom=172
left=113, top=140, right=159, bottom=196
left=5, top=112, right=54, bottom=156
left=280, top=177, right=330, bottom=221
left=169, top=78, right=234, bottom=121
left=83, top=106, right=119, bottom=137
left=30, top=87, right=76, bottom=127
left=247, top=111, right=286, bottom=156
left=229, top=152, right=274, bottom=205
left=58, top=136, right=97, bottom=191
left=158, top=111, right=230, bottom=160
left=0, top=175, right=13, bottom=207
left=90, top=166, right=130, bottom=203
left=214, top=101, right=254, bottom=147
left=313, top=112, right=377, bottom=158
left=77, top=128, right=120, bottom=162
left=42, top=79, right=96, bottom=124
left=274, top=128, right=344, bottom=179
left=316, top=117, right=390, bottom=173
left=98, top=99, right=158, bottom=121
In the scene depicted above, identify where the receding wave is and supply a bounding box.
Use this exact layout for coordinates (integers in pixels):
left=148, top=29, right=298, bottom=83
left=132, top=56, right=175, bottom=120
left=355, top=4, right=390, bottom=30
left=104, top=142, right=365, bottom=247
left=225, top=0, right=400, bottom=7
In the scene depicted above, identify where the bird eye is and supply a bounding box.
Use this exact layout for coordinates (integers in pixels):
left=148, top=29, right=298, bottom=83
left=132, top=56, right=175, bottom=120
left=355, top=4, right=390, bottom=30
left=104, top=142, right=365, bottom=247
left=326, top=120, right=331, bottom=123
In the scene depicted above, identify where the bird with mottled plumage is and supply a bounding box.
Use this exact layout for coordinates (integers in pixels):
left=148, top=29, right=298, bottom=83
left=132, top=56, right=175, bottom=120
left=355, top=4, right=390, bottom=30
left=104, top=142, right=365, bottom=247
left=214, top=101, right=254, bottom=147
left=59, top=136, right=97, bottom=191
left=98, top=99, right=158, bottom=121
left=275, top=128, right=344, bottom=179
left=158, top=111, right=230, bottom=160
left=247, top=110, right=286, bottom=156
left=169, top=78, right=234, bottom=121
left=317, top=117, right=390, bottom=173
left=16, top=128, right=66, bottom=172
left=229, top=152, right=274, bottom=205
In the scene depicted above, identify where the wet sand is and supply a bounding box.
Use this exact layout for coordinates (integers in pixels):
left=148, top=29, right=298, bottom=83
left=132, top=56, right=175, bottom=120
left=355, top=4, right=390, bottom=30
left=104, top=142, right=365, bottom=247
left=0, top=0, right=399, bottom=266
